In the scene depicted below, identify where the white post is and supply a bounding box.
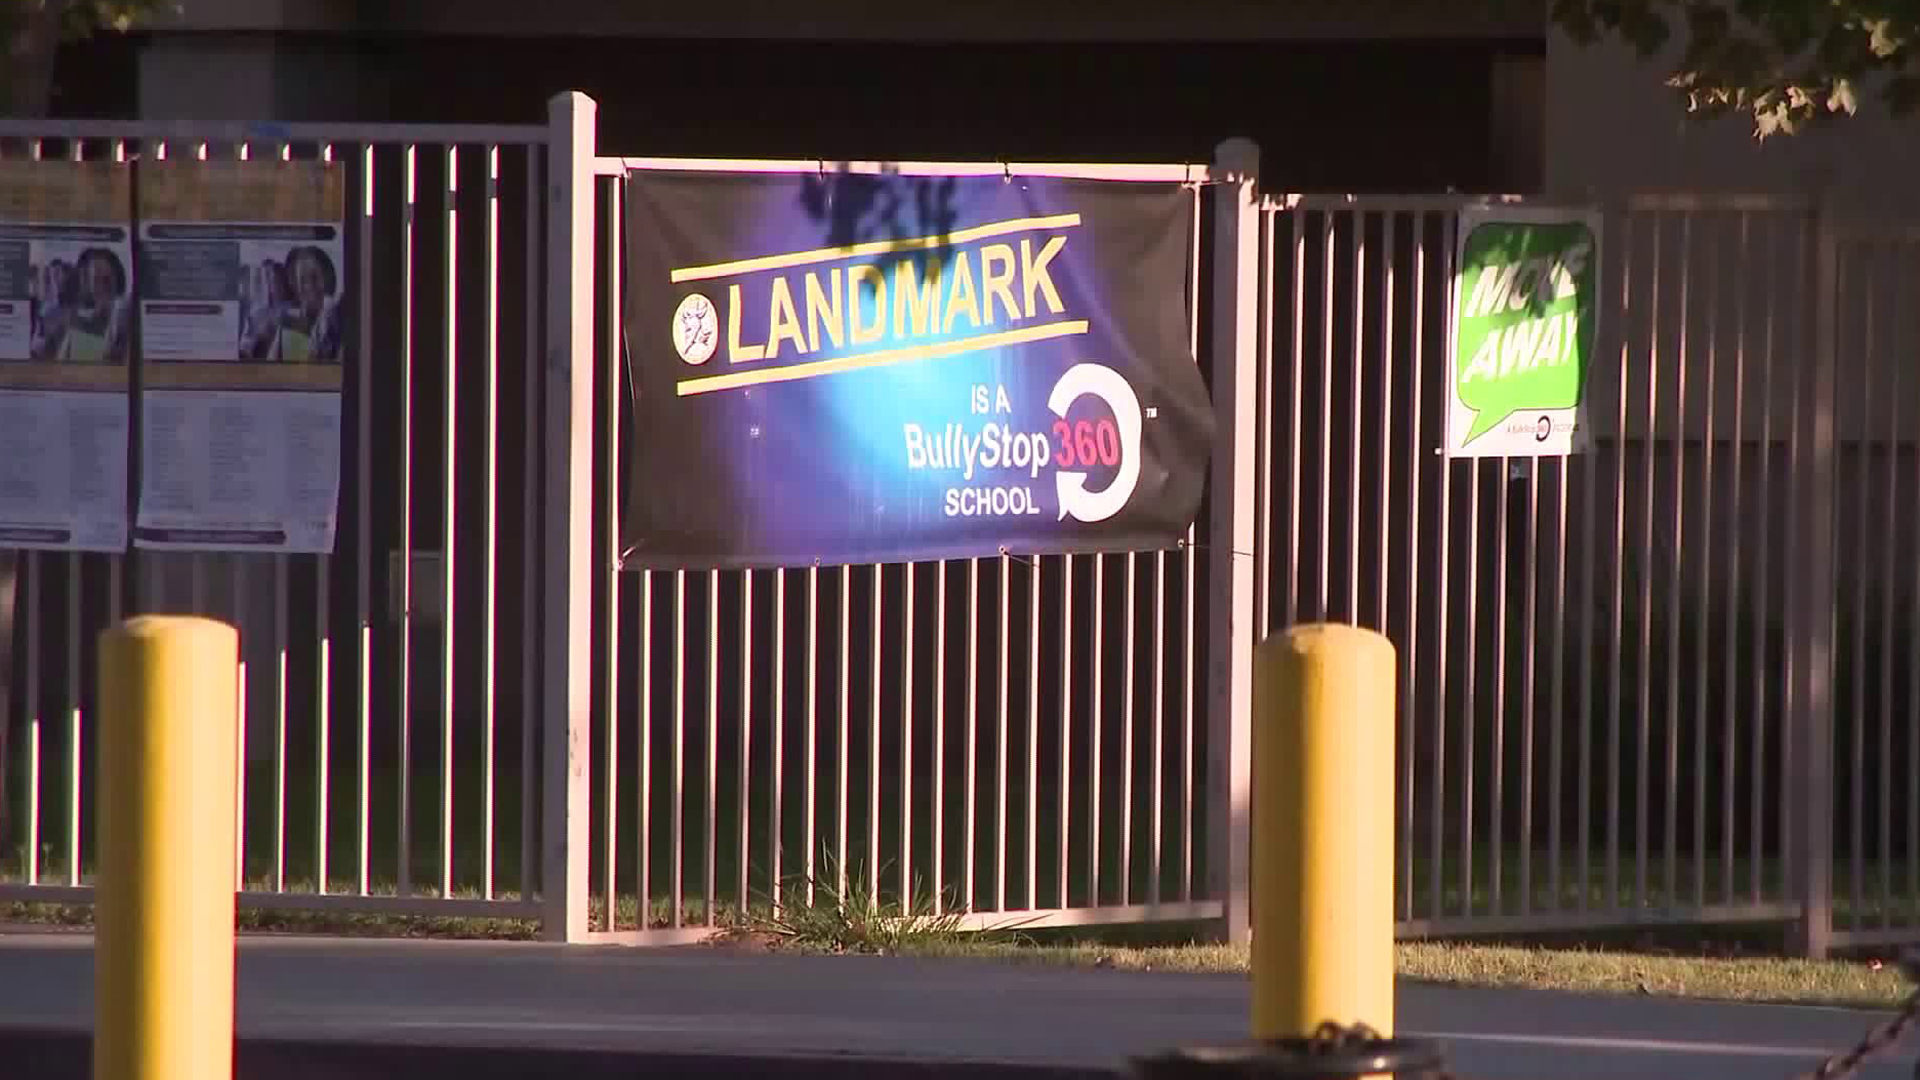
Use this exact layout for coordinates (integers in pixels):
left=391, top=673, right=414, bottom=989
left=1206, top=137, right=1261, bottom=945
left=1789, top=198, right=1836, bottom=959
left=541, top=90, right=596, bottom=942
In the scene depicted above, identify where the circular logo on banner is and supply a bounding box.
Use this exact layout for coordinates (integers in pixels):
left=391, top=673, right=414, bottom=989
left=672, top=292, right=719, bottom=365
left=1047, top=363, right=1144, bottom=524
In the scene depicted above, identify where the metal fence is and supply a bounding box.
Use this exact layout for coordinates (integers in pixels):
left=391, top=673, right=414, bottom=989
left=1826, top=219, right=1920, bottom=950
left=0, top=116, right=551, bottom=925
left=1261, top=192, right=1920, bottom=953
left=2, top=91, right=1916, bottom=957
left=571, top=151, right=1224, bottom=943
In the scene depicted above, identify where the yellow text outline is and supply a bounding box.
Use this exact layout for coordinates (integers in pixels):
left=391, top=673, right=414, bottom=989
left=676, top=320, right=1090, bottom=396
left=669, top=214, right=1082, bottom=283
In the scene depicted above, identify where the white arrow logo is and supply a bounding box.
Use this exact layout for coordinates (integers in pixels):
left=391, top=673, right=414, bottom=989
left=1048, top=362, right=1142, bottom=524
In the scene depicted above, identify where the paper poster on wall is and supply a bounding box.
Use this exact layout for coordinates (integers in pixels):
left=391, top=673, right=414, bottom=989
left=133, top=158, right=345, bottom=552
left=0, top=160, right=133, bottom=551
left=1446, top=204, right=1601, bottom=458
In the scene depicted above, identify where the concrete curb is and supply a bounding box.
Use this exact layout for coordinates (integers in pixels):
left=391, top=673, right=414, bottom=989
left=0, top=1027, right=1123, bottom=1080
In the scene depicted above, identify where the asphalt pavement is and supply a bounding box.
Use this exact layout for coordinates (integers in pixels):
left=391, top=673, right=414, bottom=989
left=0, top=931, right=1913, bottom=1079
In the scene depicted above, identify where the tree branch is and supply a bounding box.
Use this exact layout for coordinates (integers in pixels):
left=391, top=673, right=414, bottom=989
left=1553, top=0, right=1920, bottom=137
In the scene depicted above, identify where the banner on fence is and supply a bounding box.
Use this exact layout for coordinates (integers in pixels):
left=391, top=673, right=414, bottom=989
left=620, top=170, right=1214, bottom=569
left=1447, top=204, right=1601, bottom=458
left=133, top=159, right=345, bottom=553
left=0, top=160, right=133, bottom=551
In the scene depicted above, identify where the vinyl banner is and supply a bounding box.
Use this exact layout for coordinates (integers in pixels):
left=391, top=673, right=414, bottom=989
left=133, top=159, right=346, bottom=552
left=0, top=160, right=133, bottom=551
left=1446, top=204, right=1601, bottom=457
left=621, top=170, right=1215, bottom=569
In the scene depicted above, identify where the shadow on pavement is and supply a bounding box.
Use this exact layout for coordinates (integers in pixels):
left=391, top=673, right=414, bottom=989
left=1, top=1027, right=1118, bottom=1080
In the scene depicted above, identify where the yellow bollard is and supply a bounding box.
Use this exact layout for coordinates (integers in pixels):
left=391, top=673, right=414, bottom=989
left=1251, top=623, right=1396, bottom=1042
left=95, top=616, right=239, bottom=1080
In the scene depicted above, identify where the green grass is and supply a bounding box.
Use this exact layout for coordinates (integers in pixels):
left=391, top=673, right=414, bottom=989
left=726, top=853, right=974, bottom=954
left=1409, top=847, right=1920, bottom=931
left=1, top=896, right=542, bottom=940
left=1399, top=942, right=1914, bottom=1008
left=874, top=937, right=1917, bottom=1011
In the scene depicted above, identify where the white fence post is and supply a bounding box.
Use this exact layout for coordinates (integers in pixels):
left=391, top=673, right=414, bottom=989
left=541, top=90, right=597, bottom=942
left=1789, top=198, right=1836, bottom=959
left=1206, top=137, right=1260, bottom=945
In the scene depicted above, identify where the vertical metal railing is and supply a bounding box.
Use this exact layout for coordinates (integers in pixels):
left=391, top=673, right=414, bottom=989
left=9, top=117, right=1918, bottom=956
left=1263, top=194, right=1826, bottom=937
left=0, top=119, right=550, bottom=923
left=586, top=157, right=1216, bottom=942
left=1825, top=223, right=1920, bottom=949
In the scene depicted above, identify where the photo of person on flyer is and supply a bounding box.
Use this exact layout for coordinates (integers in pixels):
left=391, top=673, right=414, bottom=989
left=46, top=247, right=130, bottom=363
left=244, top=244, right=341, bottom=364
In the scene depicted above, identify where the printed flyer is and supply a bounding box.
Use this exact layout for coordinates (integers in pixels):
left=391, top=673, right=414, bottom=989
left=133, top=158, right=345, bottom=552
left=1447, top=204, right=1602, bottom=458
left=0, top=159, right=133, bottom=551
left=621, top=169, right=1215, bottom=569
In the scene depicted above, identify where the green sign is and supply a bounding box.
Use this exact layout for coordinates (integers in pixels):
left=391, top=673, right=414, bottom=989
left=1447, top=207, right=1600, bottom=457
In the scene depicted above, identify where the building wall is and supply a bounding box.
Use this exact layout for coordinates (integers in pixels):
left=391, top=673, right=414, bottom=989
left=372, top=0, right=1542, bottom=43
left=160, top=0, right=354, bottom=32
left=366, top=35, right=1533, bottom=192
left=1544, top=25, right=1920, bottom=218
left=110, top=31, right=1541, bottom=194
left=131, top=32, right=389, bottom=125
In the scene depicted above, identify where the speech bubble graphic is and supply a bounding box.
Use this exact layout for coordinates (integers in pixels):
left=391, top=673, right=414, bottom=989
left=1453, top=219, right=1598, bottom=446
